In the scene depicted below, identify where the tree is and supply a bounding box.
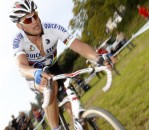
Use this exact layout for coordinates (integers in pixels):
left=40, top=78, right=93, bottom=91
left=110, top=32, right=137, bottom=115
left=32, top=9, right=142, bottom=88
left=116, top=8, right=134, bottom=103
left=69, top=0, right=128, bottom=45
left=58, top=49, right=79, bottom=72
left=59, top=0, right=144, bottom=72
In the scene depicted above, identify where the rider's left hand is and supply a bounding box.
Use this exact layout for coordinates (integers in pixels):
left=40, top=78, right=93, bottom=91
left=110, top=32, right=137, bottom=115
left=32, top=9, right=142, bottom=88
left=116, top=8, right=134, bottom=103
left=104, top=60, right=113, bottom=71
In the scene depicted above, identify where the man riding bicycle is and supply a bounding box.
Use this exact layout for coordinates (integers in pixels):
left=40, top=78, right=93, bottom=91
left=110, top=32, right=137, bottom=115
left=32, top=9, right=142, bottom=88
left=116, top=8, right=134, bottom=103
left=9, top=0, right=111, bottom=130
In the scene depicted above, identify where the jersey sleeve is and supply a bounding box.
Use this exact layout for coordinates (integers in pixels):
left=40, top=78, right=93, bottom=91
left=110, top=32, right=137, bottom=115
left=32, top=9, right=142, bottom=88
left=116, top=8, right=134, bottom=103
left=43, top=23, right=76, bottom=47
left=12, top=33, right=26, bottom=58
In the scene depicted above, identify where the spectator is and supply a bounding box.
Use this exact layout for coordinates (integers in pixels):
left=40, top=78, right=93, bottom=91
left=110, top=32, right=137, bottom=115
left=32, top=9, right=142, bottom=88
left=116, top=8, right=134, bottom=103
left=116, top=31, right=126, bottom=45
left=32, top=107, right=47, bottom=129
left=114, top=31, right=135, bottom=53
left=137, top=5, right=149, bottom=20
left=11, top=115, right=18, bottom=130
left=25, top=116, right=34, bottom=130
left=17, top=112, right=33, bottom=130
left=17, top=112, right=27, bottom=130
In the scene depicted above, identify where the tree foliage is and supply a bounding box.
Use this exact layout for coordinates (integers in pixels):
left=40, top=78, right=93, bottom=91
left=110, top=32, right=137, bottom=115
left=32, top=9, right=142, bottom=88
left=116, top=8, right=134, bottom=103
left=58, top=49, right=79, bottom=72
left=70, top=0, right=125, bottom=44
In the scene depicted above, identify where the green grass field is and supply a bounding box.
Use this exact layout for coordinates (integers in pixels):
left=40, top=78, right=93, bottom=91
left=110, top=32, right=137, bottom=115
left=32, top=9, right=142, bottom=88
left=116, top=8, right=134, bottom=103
left=38, top=29, right=149, bottom=130
left=80, top=29, right=149, bottom=130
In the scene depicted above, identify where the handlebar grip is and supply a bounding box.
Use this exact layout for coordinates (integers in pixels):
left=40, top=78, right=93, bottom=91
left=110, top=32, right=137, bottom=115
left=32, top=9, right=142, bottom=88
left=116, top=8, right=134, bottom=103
left=94, top=66, right=112, bottom=92
left=42, top=87, right=51, bottom=109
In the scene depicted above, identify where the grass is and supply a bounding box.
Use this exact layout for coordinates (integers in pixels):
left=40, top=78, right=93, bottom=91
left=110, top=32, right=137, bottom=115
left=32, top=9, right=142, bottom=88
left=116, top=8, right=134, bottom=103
left=80, top=29, right=149, bottom=130
left=37, top=29, right=149, bottom=130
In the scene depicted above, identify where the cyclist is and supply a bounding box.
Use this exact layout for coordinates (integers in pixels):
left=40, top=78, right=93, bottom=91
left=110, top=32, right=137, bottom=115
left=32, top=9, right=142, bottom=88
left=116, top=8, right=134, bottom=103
left=9, top=0, right=111, bottom=130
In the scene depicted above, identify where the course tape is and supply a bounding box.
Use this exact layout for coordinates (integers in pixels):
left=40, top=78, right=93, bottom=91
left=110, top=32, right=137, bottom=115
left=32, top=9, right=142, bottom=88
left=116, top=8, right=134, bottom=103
left=33, top=114, right=46, bottom=130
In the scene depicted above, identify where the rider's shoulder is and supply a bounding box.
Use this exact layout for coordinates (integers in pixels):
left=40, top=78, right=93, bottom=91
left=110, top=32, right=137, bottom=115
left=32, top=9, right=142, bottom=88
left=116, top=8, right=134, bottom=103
left=12, top=32, right=24, bottom=44
left=12, top=32, right=25, bottom=49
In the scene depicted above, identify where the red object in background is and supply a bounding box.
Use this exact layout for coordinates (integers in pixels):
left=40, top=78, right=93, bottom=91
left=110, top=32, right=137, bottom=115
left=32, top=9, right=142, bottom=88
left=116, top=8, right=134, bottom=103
left=97, top=48, right=108, bottom=55
left=138, top=6, right=149, bottom=18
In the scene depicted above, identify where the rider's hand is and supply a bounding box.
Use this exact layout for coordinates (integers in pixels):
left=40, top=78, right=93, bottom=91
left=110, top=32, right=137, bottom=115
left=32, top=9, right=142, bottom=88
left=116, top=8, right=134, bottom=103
left=34, top=69, right=54, bottom=109
left=103, top=60, right=113, bottom=71
left=34, top=69, right=53, bottom=86
left=34, top=69, right=43, bottom=85
left=97, top=54, right=113, bottom=70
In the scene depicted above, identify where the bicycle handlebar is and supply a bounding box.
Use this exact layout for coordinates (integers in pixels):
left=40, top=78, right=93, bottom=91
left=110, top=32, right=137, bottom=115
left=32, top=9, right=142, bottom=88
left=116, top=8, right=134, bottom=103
left=42, top=66, right=112, bottom=109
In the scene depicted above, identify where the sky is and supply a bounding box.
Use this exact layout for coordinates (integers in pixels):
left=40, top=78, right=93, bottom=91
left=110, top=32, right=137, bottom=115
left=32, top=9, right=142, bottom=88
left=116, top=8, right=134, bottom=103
left=0, top=0, right=74, bottom=129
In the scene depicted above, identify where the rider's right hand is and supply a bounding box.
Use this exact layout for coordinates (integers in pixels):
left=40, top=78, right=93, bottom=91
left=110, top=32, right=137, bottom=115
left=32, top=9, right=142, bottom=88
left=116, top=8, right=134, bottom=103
left=34, top=69, right=53, bottom=86
left=34, top=69, right=43, bottom=85
left=34, top=69, right=54, bottom=109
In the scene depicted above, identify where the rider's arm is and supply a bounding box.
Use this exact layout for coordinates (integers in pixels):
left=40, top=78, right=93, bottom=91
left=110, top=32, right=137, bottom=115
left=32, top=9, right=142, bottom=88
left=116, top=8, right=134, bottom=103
left=51, top=24, right=100, bottom=62
left=15, top=54, right=52, bottom=87
left=69, top=38, right=112, bottom=70
left=15, top=54, right=36, bottom=79
left=69, top=38, right=100, bottom=62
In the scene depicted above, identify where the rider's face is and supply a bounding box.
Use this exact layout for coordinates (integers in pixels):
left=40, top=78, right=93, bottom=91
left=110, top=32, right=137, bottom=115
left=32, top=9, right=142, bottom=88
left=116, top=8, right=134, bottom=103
left=18, top=11, right=42, bottom=35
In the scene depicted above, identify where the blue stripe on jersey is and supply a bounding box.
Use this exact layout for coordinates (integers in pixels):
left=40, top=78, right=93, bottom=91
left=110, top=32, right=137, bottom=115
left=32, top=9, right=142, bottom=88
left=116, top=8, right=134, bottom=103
left=13, top=33, right=24, bottom=49
left=43, top=23, right=67, bottom=32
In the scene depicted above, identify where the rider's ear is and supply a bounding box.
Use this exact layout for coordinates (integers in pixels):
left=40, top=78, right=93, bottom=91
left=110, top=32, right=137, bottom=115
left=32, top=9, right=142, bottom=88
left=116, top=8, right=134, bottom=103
left=16, top=23, right=22, bottom=30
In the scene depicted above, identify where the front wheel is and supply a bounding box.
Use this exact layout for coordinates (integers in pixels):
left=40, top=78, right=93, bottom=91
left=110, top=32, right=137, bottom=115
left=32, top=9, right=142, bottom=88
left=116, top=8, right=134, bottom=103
left=82, top=107, right=125, bottom=130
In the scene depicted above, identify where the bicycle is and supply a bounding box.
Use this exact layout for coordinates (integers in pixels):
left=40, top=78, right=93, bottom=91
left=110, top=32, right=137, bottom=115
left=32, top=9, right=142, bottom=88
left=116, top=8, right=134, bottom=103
left=42, top=66, right=125, bottom=130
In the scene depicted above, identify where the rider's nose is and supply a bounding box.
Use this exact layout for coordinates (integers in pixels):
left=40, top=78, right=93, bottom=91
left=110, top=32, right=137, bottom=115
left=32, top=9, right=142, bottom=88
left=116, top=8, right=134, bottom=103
left=32, top=17, right=37, bottom=24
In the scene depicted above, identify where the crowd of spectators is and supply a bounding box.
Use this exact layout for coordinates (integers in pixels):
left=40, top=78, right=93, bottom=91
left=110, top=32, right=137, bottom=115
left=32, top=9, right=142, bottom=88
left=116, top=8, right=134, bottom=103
left=4, top=112, right=34, bottom=130
left=4, top=108, right=47, bottom=130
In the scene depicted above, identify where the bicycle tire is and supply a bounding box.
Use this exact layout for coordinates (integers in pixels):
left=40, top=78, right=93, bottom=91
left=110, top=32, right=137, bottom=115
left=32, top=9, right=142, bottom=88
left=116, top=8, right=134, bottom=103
left=81, top=107, right=125, bottom=130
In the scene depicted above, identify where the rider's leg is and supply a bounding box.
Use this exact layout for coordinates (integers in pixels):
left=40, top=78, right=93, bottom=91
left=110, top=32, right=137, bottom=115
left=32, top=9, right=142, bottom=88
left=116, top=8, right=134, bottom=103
left=64, top=102, right=73, bottom=118
left=35, top=81, right=60, bottom=129
left=57, top=86, right=73, bottom=121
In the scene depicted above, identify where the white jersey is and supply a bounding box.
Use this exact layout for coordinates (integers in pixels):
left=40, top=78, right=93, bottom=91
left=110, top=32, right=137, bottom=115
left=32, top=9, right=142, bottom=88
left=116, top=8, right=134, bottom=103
left=12, top=22, right=75, bottom=68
